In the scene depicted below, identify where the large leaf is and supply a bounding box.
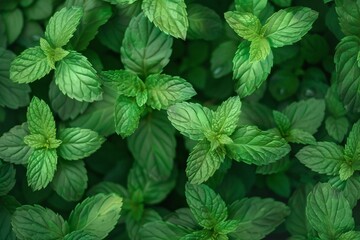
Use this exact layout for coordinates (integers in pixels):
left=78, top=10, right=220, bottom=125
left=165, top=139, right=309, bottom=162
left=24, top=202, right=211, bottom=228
left=335, top=0, right=360, bottom=36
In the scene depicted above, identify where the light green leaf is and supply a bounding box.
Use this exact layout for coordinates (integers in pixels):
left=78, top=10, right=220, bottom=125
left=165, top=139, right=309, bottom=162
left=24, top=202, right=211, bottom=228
left=262, top=7, right=318, bottom=48
left=228, top=197, right=289, bottom=240
left=185, top=183, right=228, bottom=229
left=44, top=7, right=83, bottom=48
left=101, top=70, right=146, bottom=98
left=24, top=134, right=61, bottom=149
left=27, top=96, right=56, bottom=139
left=55, top=51, right=102, bottom=102
left=40, top=38, right=69, bottom=68
left=306, top=183, right=354, bottom=239
left=142, top=0, right=188, bottom=39
left=286, top=129, right=316, bottom=145
left=211, top=96, right=241, bottom=136
left=57, top=127, right=104, bottom=161
left=87, top=181, right=128, bottom=198
left=224, top=11, right=262, bottom=41
left=63, top=230, right=98, bottom=240
left=26, top=149, right=57, bottom=191
left=68, top=193, right=122, bottom=239
left=121, top=13, right=173, bottom=77
left=339, top=162, right=354, bottom=181
left=12, top=204, right=69, bottom=240
left=339, top=231, right=360, bottom=240
left=146, top=74, right=196, bottom=110
left=0, top=48, right=30, bottom=109
left=335, top=0, right=360, bottom=36
left=325, top=116, right=349, bottom=142
left=233, top=41, right=273, bottom=98
left=10, top=46, right=51, bottom=83
left=186, top=140, right=225, bottom=184
left=0, top=123, right=32, bottom=165
left=114, top=95, right=143, bottom=137
left=249, top=37, right=271, bottom=62
left=296, top=142, right=344, bottom=175
left=227, top=126, right=290, bottom=165
left=167, top=102, right=212, bottom=141
left=344, top=120, right=360, bottom=163
left=234, top=0, right=267, bottom=16
left=282, top=98, right=325, bottom=135
left=273, top=110, right=291, bottom=135
left=52, top=159, right=87, bottom=201
left=335, top=36, right=360, bottom=112
left=214, top=220, right=241, bottom=235
left=0, top=162, right=16, bottom=196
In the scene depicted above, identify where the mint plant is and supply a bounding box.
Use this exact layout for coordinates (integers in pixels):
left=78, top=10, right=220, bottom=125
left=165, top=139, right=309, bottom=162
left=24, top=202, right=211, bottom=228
left=2, top=0, right=360, bottom=239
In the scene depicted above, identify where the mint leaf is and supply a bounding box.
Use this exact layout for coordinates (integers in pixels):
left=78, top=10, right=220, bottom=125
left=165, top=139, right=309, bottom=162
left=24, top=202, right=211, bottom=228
left=63, top=231, right=98, bottom=240
left=282, top=98, right=325, bottom=135
left=167, top=102, right=212, bottom=141
left=339, top=231, right=360, bottom=240
left=142, top=0, right=188, bottom=39
left=273, top=110, right=291, bottom=135
left=186, top=140, right=225, bottom=184
left=306, top=183, right=354, bottom=239
left=128, top=111, right=176, bottom=179
left=234, top=0, right=267, bottom=16
left=55, top=51, right=102, bottom=102
left=10, top=46, right=51, bottom=83
left=228, top=197, right=289, bottom=240
left=24, top=134, right=60, bottom=149
left=296, top=142, right=344, bottom=175
left=139, top=221, right=186, bottom=239
left=0, top=162, right=16, bottom=196
left=335, top=36, right=360, bottom=112
left=12, top=205, right=69, bottom=240
left=180, top=230, right=213, bottom=240
left=325, top=116, right=349, bottom=142
left=121, top=13, right=173, bottom=77
left=2, top=8, right=23, bottom=44
left=40, top=38, right=69, bottom=68
left=57, top=127, right=104, bottom=160
left=0, top=195, right=19, bottom=240
left=211, top=96, right=241, bottom=136
left=227, top=126, right=290, bottom=165
left=262, top=7, right=318, bottom=48
left=27, top=97, right=56, bottom=139
left=185, top=183, right=228, bottom=228
left=256, top=156, right=290, bottom=175
left=335, top=0, right=360, bottom=36
left=224, top=11, right=262, bottom=41
left=146, top=74, right=196, bottom=110
left=286, top=129, right=316, bottom=145
left=114, top=95, right=143, bottom=137
left=344, top=121, right=360, bottom=163
left=44, top=7, right=83, bottom=48
left=52, top=159, right=87, bottom=201
left=0, top=123, right=32, bottom=165
left=233, top=41, right=273, bottom=98
left=249, top=37, right=271, bottom=62
left=68, top=193, right=122, bottom=239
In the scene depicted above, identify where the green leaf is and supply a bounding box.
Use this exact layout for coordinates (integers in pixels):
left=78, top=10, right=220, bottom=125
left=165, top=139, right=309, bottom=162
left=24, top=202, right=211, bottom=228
left=325, top=84, right=347, bottom=118
left=224, top=11, right=262, bottom=41
left=180, top=230, right=213, bottom=240
left=256, top=156, right=290, bottom=175
left=344, top=120, right=360, bottom=163
left=126, top=209, right=162, bottom=240
left=296, top=142, right=344, bottom=176
left=68, top=193, right=122, bottom=239
left=0, top=162, right=16, bottom=196
left=57, top=127, right=104, bottom=161
left=63, top=231, right=98, bottom=240
left=23, top=0, right=53, bottom=21
left=24, top=134, right=61, bottom=149
left=233, top=41, right=273, bottom=98
left=167, top=102, right=212, bottom=141
left=262, top=7, right=318, bottom=48
left=142, top=0, right=188, bottom=39
left=0, top=49, right=30, bottom=109
left=40, top=38, right=69, bottom=68
left=211, top=41, right=238, bottom=79
left=211, top=96, right=241, bottom=136
left=325, top=116, right=349, bottom=142
left=286, top=129, right=316, bottom=145
left=214, top=220, right=241, bottom=235
left=335, top=36, right=360, bottom=112
left=12, top=204, right=69, bottom=240
left=306, top=183, right=354, bottom=239
left=26, top=149, right=57, bottom=191
left=87, top=181, right=128, bottom=198
left=101, top=70, right=146, bottom=98
left=55, top=51, right=102, bottom=102
left=121, top=13, right=173, bottom=77
left=335, top=0, right=360, bottom=36
left=266, top=172, right=291, bottom=198
left=227, top=125, right=290, bottom=165
left=2, top=8, right=24, bottom=44
left=44, top=7, right=83, bottom=48
left=339, top=231, right=360, bottom=240
left=249, top=37, right=271, bottom=62
left=282, top=98, right=325, bottom=135
left=187, top=4, right=223, bottom=41
left=146, top=74, right=196, bottom=110
left=234, top=0, right=267, bottom=16
left=228, top=197, right=289, bottom=240
left=0, top=123, right=32, bottom=165
left=66, top=0, right=112, bottom=51
left=0, top=195, right=19, bottom=240
left=185, top=183, right=228, bottom=229
left=339, top=162, right=354, bottom=181
left=127, top=164, right=175, bottom=204
left=273, top=110, right=291, bottom=135
left=51, top=159, right=87, bottom=201
left=139, top=221, right=186, bottom=239
left=114, top=95, right=143, bottom=137
left=27, top=96, right=56, bottom=139
left=271, top=0, right=292, bottom=7
left=10, top=46, right=51, bottom=83
left=186, top=140, right=225, bottom=184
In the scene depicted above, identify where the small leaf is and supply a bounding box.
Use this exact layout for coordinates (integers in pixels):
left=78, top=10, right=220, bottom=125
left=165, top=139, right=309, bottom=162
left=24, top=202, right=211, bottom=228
left=286, top=129, right=316, bottom=145
left=224, top=11, right=262, bottom=41
left=249, top=37, right=271, bottom=62
left=273, top=110, right=291, bottom=135
left=344, top=120, right=360, bottom=163
left=325, top=116, right=349, bottom=142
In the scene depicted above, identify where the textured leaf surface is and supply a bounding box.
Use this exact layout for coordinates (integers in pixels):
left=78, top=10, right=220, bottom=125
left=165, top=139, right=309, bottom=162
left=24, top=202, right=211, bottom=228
left=224, top=11, right=262, bottom=41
